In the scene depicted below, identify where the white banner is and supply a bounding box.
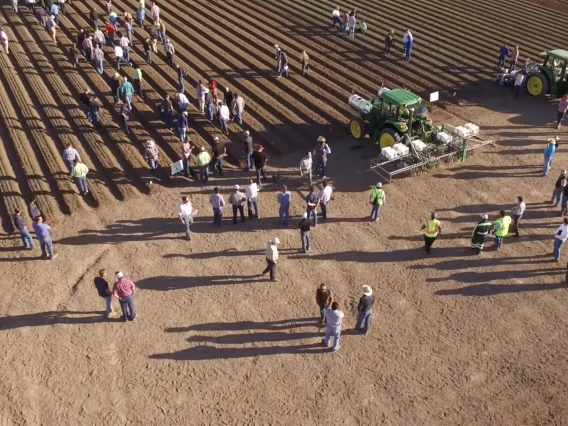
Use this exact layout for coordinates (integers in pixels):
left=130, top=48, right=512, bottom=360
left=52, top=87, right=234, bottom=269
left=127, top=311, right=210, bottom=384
left=171, top=160, right=184, bottom=175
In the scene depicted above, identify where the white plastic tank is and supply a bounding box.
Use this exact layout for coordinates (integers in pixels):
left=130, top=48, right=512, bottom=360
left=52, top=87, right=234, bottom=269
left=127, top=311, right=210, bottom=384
left=348, top=94, right=372, bottom=114
left=378, top=87, right=390, bottom=97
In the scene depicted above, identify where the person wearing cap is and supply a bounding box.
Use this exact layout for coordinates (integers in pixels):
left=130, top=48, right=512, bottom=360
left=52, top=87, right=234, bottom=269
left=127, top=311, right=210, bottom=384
left=196, top=147, right=211, bottom=182
left=231, top=93, right=245, bottom=125
left=212, top=137, right=226, bottom=176
left=94, top=269, right=115, bottom=317
left=470, top=214, right=492, bottom=255
left=164, top=39, right=175, bottom=67
left=62, top=143, right=80, bottom=173
left=224, top=87, right=234, bottom=118
left=305, top=185, right=319, bottom=227
left=318, top=181, right=333, bottom=221
left=492, top=210, right=512, bottom=252
left=298, top=211, right=312, bottom=253
left=262, top=238, right=279, bottom=281
left=178, top=90, right=189, bottom=113
left=144, top=140, right=159, bottom=171
left=299, top=151, right=313, bottom=186
left=369, top=182, right=385, bottom=222
left=313, top=137, right=331, bottom=178
left=355, top=285, right=374, bottom=335
left=229, top=185, right=246, bottom=224
left=278, top=185, right=292, bottom=227
left=252, top=145, right=268, bottom=184
left=121, top=76, right=135, bottom=110
left=316, top=284, right=334, bottom=323
left=242, top=130, right=254, bottom=171
left=322, top=301, right=344, bottom=352
left=177, top=111, right=188, bottom=142
left=112, top=271, right=136, bottom=321
left=543, top=139, right=557, bottom=177
left=557, top=96, right=568, bottom=129
left=552, top=170, right=567, bottom=206
left=511, top=196, right=525, bottom=236
left=422, top=212, right=441, bottom=255
left=553, top=218, right=568, bottom=261
left=218, top=101, right=230, bottom=136
left=246, top=177, right=259, bottom=219
left=71, top=159, right=89, bottom=195
left=209, top=187, right=225, bottom=227
left=177, top=195, right=196, bottom=240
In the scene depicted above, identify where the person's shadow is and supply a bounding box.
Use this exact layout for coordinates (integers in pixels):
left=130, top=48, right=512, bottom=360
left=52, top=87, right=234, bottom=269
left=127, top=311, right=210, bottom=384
left=0, top=311, right=114, bottom=331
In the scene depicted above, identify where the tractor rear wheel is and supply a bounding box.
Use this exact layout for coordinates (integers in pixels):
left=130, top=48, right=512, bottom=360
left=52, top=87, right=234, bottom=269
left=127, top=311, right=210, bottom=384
left=526, top=73, right=549, bottom=97
left=379, top=128, right=398, bottom=149
left=349, top=118, right=365, bottom=139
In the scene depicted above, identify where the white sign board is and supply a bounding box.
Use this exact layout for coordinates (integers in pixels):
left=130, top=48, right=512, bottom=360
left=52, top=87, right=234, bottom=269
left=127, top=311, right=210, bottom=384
left=429, top=91, right=439, bottom=103
left=171, top=160, right=184, bottom=175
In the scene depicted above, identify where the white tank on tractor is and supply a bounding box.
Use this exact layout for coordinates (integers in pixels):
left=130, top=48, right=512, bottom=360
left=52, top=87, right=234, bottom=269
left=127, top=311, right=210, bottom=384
left=348, top=94, right=372, bottom=114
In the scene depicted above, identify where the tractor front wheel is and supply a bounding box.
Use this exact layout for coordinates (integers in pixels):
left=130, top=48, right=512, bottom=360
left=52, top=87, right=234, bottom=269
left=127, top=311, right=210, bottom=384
left=526, top=73, right=549, bottom=97
left=379, top=128, right=399, bottom=149
left=349, top=118, right=365, bottom=139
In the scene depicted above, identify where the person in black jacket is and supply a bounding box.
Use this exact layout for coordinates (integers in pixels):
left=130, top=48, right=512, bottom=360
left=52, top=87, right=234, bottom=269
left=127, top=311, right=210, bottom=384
left=298, top=212, right=311, bottom=253
left=552, top=170, right=567, bottom=206
left=224, top=87, right=234, bottom=119
left=355, top=285, right=374, bottom=335
left=251, top=145, right=268, bottom=184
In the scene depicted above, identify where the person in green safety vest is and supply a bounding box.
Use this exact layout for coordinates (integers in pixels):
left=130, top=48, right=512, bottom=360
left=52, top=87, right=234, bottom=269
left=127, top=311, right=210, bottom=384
left=492, top=210, right=512, bottom=252
left=422, top=212, right=441, bottom=255
left=471, top=214, right=492, bottom=255
left=369, top=182, right=385, bottom=222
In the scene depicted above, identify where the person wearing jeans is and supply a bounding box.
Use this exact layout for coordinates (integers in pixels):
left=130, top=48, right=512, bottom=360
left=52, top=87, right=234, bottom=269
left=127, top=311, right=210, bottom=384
left=323, top=302, right=344, bottom=352
left=298, top=212, right=311, bottom=253
left=305, top=186, right=319, bottom=227
left=355, top=286, right=374, bottom=335
left=557, top=96, right=568, bottom=129
left=196, top=147, right=211, bottom=183
left=278, top=185, right=291, bottom=227
left=112, top=272, right=136, bottom=321
left=94, top=269, right=114, bottom=317
left=177, top=195, right=195, bottom=240
left=553, top=218, right=568, bottom=261
left=318, top=180, right=333, bottom=221
left=252, top=145, right=268, bottom=184
left=246, top=178, right=259, bottom=219
left=511, top=196, right=525, bottom=236
left=12, top=209, right=35, bottom=249
left=262, top=238, right=279, bottom=281
left=71, top=159, right=89, bottom=195
left=543, top=140, right=556, bottom=176
left=369, top=183, right=386, bottom=222
left=32, top=216, right=58, bottom=260
left=229, top=185, right=246, bottom=224
left=209, top=187, right=225, bottom=228
left=552, top=170, right=567, bottom=206
left=178, top=111, right=188, bottom=142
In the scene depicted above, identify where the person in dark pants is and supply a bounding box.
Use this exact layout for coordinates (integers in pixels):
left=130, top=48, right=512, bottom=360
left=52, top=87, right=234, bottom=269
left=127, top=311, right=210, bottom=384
left=252, top=145, right=268, bottom=184
left=315, top=283, right=333, bottom=324
left=470, top=214, right=492, bottom=255
left=110, top=73, right=121, bottom=106
left=511, top=196, right=525, bottom=236
left=242, top=130, right=254, bottom=171
left=383, top=30, right=394, bottom=55
left=112, top=272, right=136, bottom=321
left=28, top=195, right=42, bottom=221
left=422, top=212, right=441, bottom=255
left=355, top=285, right=374, bottom=335
left=212, top=137, right=226, bottom=176
left=89, top=96, right=101, bottom=130
left=498, top=43, right=510, bottom=68
left=298, top=212, right=311, bottom=253
left=245, top=178, right=259, bottom=219
left=142, top=37, right=152, bottom=64
left=13, top=208, right=35, bottom=249
left=318, top=180, right=333, bottom=221
left=229, top=185, right=246, bottom=224
left=313, top=136, right=331, bottom=178
left=94, top=269, right=115, bottom=317
left=262, top=238, right=279, bottom=281
left=209, top=187, right=225, bottom=227
left=161, top=94, right=174, bottom=129
left=305, top=186, right=319, bottom=227
left=120, top=103, right=130, bottom=134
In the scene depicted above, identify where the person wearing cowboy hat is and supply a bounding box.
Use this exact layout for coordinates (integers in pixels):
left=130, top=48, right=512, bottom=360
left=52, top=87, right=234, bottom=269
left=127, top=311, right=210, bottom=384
left=262, top=238, right=280, bottom=281
left=144, top=140, right=159, bottom=171
left=355, top=285, right=374, bottom=335
left=557, top=95, right=568, bottom=129
left=313, top=136, right=331, bottom=178
left=228, top=185, right=246, bottom=224
left=471, top=214, right=492, bottom=255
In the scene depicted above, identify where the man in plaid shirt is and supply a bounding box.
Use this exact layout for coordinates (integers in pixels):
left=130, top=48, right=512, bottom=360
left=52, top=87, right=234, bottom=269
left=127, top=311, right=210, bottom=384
left=112, top=272, right=136, bottom=321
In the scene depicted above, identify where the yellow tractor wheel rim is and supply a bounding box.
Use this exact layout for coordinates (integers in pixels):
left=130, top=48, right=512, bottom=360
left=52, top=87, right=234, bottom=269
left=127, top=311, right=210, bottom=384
left=350, top=120, right=362, bottom=138
left=379, top=132, right=397, bottom=149
left=527, top=76, right=543, bottom=96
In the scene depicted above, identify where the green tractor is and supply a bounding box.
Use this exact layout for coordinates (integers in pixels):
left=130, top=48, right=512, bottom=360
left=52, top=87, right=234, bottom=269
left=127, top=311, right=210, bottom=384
left=348, top=88, right=434, bottom=148
left=526, top=49, right=568, bottom=97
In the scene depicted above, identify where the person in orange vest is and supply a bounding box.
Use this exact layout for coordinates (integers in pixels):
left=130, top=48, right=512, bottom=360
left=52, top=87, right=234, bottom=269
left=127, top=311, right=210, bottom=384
left=421, top=212, right=441, bottom=255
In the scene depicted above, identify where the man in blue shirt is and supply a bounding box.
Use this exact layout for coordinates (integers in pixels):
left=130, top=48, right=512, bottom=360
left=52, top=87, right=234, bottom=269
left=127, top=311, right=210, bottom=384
left=32, top=216, right=58, bottom=260
left=49, top=3, right=59, bottom=25
left=277, top=185, right=291, bottom=227
left=305, top=186, right=319, bottom=227
left=498, top=44, right=510, bottom=69
left=137, top=7, right=145, bottom=28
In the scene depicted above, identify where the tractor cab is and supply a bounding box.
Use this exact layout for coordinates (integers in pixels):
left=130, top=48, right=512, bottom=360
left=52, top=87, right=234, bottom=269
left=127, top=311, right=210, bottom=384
left=526, top=49, right=568, bottom=97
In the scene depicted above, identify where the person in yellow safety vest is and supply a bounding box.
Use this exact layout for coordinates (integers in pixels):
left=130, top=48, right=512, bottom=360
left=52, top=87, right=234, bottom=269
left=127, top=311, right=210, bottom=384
left=492, top=210, right=512, bottom=252
left=471, top=213, right=492, bottom=255
left=421, top=212, right=441, bottom=255
left=369, top=182, right=385, bottom=222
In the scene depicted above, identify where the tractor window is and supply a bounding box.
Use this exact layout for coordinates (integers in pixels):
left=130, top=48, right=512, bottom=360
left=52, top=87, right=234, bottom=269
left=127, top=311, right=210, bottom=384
left=552, top=58, right=563, bottom=82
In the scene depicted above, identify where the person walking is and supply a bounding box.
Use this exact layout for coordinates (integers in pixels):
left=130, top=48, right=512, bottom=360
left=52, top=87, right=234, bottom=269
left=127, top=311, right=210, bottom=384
left=278, top=185, right=291, bottom=227
left=105, top=21, right=115, bottom=47
left=69, top=44, right=80, bottom=68
left=331, top=6, right=341, bottom=29
left=341, top=10, right=349, bottom=33
left=242, top=130, right=254, bottom=171
left=136, top=6, right=145, bottom=28
left=305, top=185, right=319, bottom=227
left=383, top=30, right=394, bottom=55
left=175, top=64, right=187, bottom=92
left=93, top=27, right=105, bottom=48
left=132, top=64, right=143, bottom=97
left=300, top=50, right=310, bottom=76
left=275, top=45, right=282, bottom=71
left=318, top=180, right=333, bottom=221
left=71, top=159, right=89, bottom=195
left=157, top=19, right=166, bottom=44
left=278, top=50, right=289, bottom=78
left=120, top=102, right=130, bottom=134
left=543, top=139, right=556, bottom=177
left=298, top=212, right=312, bottom=253
left=142, top=37, right=152, bottom=64
left=315, top=283, right=333, bottom=324
left=94, top=269, right=114, bottom=317
left=322, top=302, right=344, bottom=352
left=62, top=143, right=80, bottom=173
left=49, top=1, right=59, bottom=25
left=177, top=111, right=188, bottom=142
left=552, top=170, right=567, bottom=206
left=28, top=195, right=42, bottom=221
left=218, top=101, right=230, bottom=135
left=164, top=39, right=175, bottom=67
left=0, top=28, right=8, bottom=55
left=470, top=214, right=492, bottom=255
left=246, top=177, right=259, bottom=219
left=557, top=95, right=568, bottom=129
left=93, top=44, right=104, bottom=74
left=492, top=210, right=512, bottom=252
left=511, top=196, right=525, bottom=236
left=509, top=46, right=519, bottom=72
left=403, top=29, right=413, bottom=62
left=177, top=90, right=189, bottom=112
left=46, top=14, right=57, bottom=43
left=212, top=136, right=226, bottom=176
left=369, top=182, right=385, bottom=222
left=150, top=1, right=159, bottom=22
left=252, top=145, right=268, bottom=184
left=82, top=35, right=94, bottom=62
left=13, top=208, right=35, bottom=249
left=229, top=185, right=246, bottom=224
left=89, top=96, right=101, bottom=130
left=224, top=87, right=234, bottom=118
left=498, top=43, right=510, bottom=69
left=119, top=33, right=130, bottom=62
left=177, top=195, right=196, bottom=240
left=553, top=218, right=568, bottom=262
left=112, top=271, right=136, bottom=321
left=196, top=80, right=206, bottom=113
left=144, top=140, right=159, bottom=171
left=181, top=136, right=192, bottom=177
left=355, top=285, right=374, bottom=335
left=347, top=11, right=356, bottom=38
left=204, top=89, right=214, bottom=121
left=262, top=238, right=279, bottom=281
left=209, top=187, right=225, bottom=227
left=313, top=136, right=330, bottom=178
left=299, top=151, right=313, bottom=187
left=231, top=93, right=245, bottom=125
left=161, top=94, right=173, bottom=129
left=32, top=216, right=58, bottom=260
left=196, top=147, right=211, bottom=182
left=121, top=76, right=135, bottom=110
left=422, top=212, right=441, bottom=255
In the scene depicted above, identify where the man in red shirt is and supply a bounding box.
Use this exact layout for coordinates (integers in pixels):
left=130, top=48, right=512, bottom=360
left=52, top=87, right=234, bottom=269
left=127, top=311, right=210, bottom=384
left=105, top=22, right=115, bottom=47
left=112, top=271, right=136, bottom=321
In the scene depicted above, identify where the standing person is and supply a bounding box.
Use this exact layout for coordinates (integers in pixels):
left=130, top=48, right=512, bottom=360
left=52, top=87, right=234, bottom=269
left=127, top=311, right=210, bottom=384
left=305, top=185, right=319, bottom=227
left=177, top=195, right=196, bottom=240
left=315, top=283, right=333, bottom=323
left=132, top=64, right=143, bottom=98
left=262, top=238, right=279, bottom=282
left=177, top=90, right=189, bottom=112
left=177, top=111, right=188, bottom=142
left=543, top=139, right=556, bottom=177
left=422, top=212, right=441, bottom=255
left=552, top=170, right=567, bottom=206
left=231, top=93, right=245, bottom=125
left=355, top=285, right=374, bottom=335
left=28, top=195, right=42, bottom=221
left=12, top=208, right=35, bottom=249
left=112, top=272, right=136, bottom=321
left=46, top=14, right=57, bottom=42
left=81, top=89, right=93, bottom=121
left=224, top=87, right=234, bottom=118
left=347, top=11, right=356, bottom=37
left=492, top=210, right=512, bottom=252
left=242, top=130, right=254, bottom=171
left=82, top=35, right=94, bottom=62
left=0, top=28, right=8, bottom=55
left=275, top=46, right=282, bottom=71
left=341, top=10, right=349, bottom=33
left=196, top=80, right=205, bottom=113
left=144, top=139, right=159, bottom=171
left=252, top=145, right=268, bottom=184
left=278, top=50, right=289, bottom=78
left=300, top=50, right=309, bottom=76
left=124, top=15, right=133, bottom=43
left=94, top=269, right=114, bottom=317
left=553, top=218, right=568, bottom=261
left=498, top=43, right=510, bottom=69
left=121, top=77, right=135, bottom=110
left=509, top=46, right=519, bottom=72
left=175, top=64, right=187, bottom=92
left=164, top=39, right=175, bottom=67
left=89, top=8, right=99, bottom=28
left=195, top=147, right=211, bottom=182
left=331, top=6, right=341, bottom=29
left=313, top=136, right=331, bottom=179
left=246, top=177, right=259, bottom=219
left=298, top=212, right=312, bottom=253
left=204, top=89, right=214, bottom=121
left=218, top=101, right=230, bottom=136
left=299, top=151, right=313, bottom=186
left=229, top=185, right=246, bottom=224
left=369, top=182, right=385, bottom=222
left=322, top=302, right=344, bottom=352
left=119, top=32, right=130, bottom=62
left=161, top=94, right=173, bottom=129
left=93, top=27, right=105, bottom=48
left=105, top=21, right=115, bottom=47
left=403, top=29, right=413, bottom=62
left=109, top=10, right=118, bottom=31
left=511, top=196, right=525, bottom=236
left=318, top=180, right=332, bottom=221
left=212, top=137, right=226, bottom=176
left=470, top=214, right=492, bottom=255
left=49, top=2, right=59, bottom=25
left=150, top=1, right=159, bottom=22
left=110, top=73, right=121, bottom=105
left=556, top=95, right=568, bottom=129
left=209, top=187, right=225, bottom=227
left=32, top=216, right=58, bottom=260
left=93, top=43, right=104, bottom=74
left=383, top=29, right=394, bottom=55
left=513, top=71, right=524, bottom=98
left=71, top=159, right=89, bottom=195
left=136, top=6, right=145, bottom=28
left=120, top=102, right=130, bottom=134
left=180, top=136, right=192, bottom=177
left=277, top=185, right=291, bottom=227
left=62, top=143, right=80, bottom=173
left=69, top=44, right=81, bottom=69
left=142, top=37, right=152, bottom=64
left=209, top=79, right=218, bottom=99
left=11, top=0, right=18, bottom=13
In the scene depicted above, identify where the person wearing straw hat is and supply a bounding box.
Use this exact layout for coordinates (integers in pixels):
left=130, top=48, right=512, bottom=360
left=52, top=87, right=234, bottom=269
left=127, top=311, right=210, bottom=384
left=355, top=285, right=374, bottom=335
left=313, top=136, right=331, bottom=178
left=262, top=238, right=280, bottom=281
left=144, top=140, right=159, bottom=171
left=470, top=214, right=492, bottom=255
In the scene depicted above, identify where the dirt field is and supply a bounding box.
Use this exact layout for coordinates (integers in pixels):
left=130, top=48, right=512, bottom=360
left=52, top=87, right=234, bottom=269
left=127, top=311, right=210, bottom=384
left=1, top=0, right=568, bottom=424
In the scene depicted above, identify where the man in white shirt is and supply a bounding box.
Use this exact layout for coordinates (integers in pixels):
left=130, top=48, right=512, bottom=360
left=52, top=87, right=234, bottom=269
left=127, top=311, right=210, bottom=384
left=0, top=28, right=8, bottom=55
left=164, top=39, right=175, bottom=67
left=218, top=101, right=230, bottom=136
left=299, top=151, right=312, bottom=186
left=262, top=238, right=279, bottom=281
left=177, top=91, right=189, bottom=112
left=331, top=7, right=341, bottom=29
left=323, top=302, right=344, bottom=352
left=177, top=195, right=196, bottom=240
left=511, top=196, right=525, bottom=237
left=246, top=177, right=259, bottom=219
left=150, top=2, right=159, bottom=22
left=318, top=180, right=333, bottom=221
left=93, top=28, right=105, bottom=48
left=553, top=218, right=568, bottom=261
